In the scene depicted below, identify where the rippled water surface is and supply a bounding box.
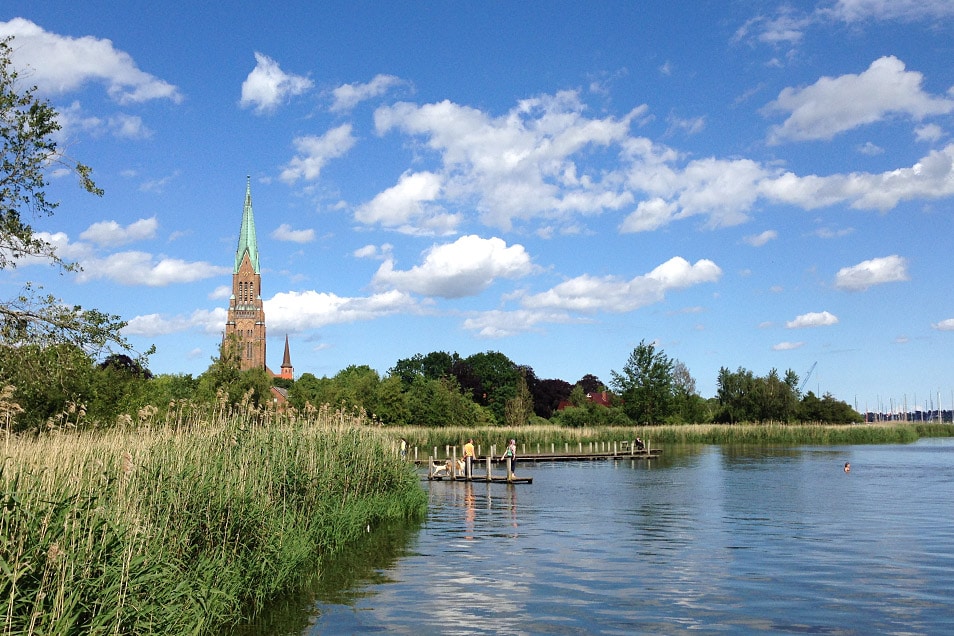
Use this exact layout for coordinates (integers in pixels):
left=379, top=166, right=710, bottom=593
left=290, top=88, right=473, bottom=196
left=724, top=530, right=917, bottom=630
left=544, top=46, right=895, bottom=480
left=257, top=438, right=954, bottom=635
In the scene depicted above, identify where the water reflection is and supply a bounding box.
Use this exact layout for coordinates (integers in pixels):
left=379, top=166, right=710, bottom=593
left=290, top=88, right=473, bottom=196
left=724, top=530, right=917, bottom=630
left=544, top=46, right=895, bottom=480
left=238, top=440, right=954, bottom=635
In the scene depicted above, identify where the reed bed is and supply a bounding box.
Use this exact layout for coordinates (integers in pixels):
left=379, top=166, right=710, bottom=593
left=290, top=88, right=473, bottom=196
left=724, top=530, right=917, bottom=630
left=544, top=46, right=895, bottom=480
left=393, top=421, right=951, bottom=457
left=0, top=403, right=426, bottom=635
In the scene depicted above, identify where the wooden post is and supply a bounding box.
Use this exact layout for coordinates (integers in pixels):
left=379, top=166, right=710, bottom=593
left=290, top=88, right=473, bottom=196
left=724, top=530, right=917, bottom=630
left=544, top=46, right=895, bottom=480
left=451, top=448, right=458, bottom=480
left=414, top=447, right=418, bottom=461
left=428, top=456, right=434, bottom=479
left=551, top=443, right=555, bottom=453
left=578, top=442, right=582, bottom=453
left=564, top=442, right=568, bottom=453
left=613, top=441, right=617, bottom=456
left=536, top=443, right=540, bottom=454
left=505, top=456, right=512, bottom=480
left=486, top=456, right=492, bottom=481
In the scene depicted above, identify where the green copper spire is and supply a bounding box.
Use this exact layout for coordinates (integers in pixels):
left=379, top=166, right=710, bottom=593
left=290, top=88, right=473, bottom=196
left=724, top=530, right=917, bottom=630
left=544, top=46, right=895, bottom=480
left=234, top=176, right=260, bottom=274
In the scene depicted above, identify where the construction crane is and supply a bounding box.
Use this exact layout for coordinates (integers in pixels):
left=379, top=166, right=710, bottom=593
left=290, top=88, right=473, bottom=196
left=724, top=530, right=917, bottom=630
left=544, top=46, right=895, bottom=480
left=798, top=362, right=817, bottom=395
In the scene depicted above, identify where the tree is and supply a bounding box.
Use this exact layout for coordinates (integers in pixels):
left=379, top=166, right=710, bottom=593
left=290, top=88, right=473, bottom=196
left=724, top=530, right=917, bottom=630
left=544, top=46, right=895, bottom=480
left=457, top=351, right=520, bottom=424
left=576, top=374, right=604, bottom=395
left=0, top=37, right=132, bottom=358
left=531, top=378, right=573, bottom=418
left=389, top=351, right=458, bottom=387
left=611, top=340, right=675, bottom=424
left=671, top=359, right=708, bottom=423
left=504, top=370, right=533, bottom=427
left=0, top=343, right=94, bottom=431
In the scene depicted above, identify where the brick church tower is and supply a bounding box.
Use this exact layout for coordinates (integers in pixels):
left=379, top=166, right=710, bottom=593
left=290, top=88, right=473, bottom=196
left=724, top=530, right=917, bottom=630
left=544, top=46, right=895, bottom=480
left=223, top=178, right=268, bottom=371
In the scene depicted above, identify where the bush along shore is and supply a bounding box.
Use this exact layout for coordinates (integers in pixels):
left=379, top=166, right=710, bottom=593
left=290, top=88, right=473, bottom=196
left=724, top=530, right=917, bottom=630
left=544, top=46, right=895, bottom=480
left=0, top=401, right=427, bottom=635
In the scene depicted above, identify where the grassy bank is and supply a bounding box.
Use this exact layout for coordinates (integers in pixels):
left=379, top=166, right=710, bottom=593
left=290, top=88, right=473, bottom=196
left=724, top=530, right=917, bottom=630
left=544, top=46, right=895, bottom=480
left=0, top=403, right=426, bottom=635
left=393, top=422, right=954, bottom=456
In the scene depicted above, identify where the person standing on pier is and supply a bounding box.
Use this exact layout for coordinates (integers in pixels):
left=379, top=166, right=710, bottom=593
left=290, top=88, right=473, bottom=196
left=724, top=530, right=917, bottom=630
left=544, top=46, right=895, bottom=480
left=501, top=438, right=517, bottom=480
left=463, top=438, right=476, bottom=478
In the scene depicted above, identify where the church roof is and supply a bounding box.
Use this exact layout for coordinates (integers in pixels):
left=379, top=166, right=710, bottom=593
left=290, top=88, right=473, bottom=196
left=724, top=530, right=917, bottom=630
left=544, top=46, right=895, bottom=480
left=234, top=177, right=260, bottom=274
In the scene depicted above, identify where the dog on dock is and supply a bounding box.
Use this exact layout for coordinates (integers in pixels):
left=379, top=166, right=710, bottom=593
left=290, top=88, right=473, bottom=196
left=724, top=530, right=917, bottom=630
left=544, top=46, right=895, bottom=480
left=431, top=458, right=466, bottom=478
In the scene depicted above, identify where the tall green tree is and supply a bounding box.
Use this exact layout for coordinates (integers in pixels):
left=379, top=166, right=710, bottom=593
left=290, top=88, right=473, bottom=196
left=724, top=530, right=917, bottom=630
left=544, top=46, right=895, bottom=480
left=458, top=351, right=520, bottom=424
left=504, top=370, right=534, bottom=427
left=611, top=340, right=675, bottom=424
left=0, top=37, right=130, bottom=357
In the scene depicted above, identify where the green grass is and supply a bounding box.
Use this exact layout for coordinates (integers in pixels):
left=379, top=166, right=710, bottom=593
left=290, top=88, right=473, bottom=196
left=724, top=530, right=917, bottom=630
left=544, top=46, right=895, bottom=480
left=0, top=402, right=426, bottom=635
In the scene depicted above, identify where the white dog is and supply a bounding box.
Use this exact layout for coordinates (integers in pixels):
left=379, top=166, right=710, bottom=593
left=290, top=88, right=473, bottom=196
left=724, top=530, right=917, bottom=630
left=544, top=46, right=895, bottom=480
left=432, top=458, right=466, bottom=478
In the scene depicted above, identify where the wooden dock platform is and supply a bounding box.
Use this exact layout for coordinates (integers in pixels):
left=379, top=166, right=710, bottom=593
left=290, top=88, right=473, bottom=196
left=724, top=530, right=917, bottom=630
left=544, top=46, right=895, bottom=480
left=420, top=441, right=660, bottom=484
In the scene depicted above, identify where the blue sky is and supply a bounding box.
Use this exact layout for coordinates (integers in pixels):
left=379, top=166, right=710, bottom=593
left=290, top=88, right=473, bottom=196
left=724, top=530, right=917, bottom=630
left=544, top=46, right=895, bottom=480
left=2, top=1, right=953, bottom=413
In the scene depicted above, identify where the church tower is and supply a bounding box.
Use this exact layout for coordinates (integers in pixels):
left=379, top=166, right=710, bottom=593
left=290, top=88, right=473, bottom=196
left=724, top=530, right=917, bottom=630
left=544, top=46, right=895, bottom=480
left=280, top=334, right=294, bottom=380
left=223, top=178, right=267, bottom=371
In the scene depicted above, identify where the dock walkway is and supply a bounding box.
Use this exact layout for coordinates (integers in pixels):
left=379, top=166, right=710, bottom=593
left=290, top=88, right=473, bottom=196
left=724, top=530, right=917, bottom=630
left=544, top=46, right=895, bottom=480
left=423, top=444, right=661, bottom=484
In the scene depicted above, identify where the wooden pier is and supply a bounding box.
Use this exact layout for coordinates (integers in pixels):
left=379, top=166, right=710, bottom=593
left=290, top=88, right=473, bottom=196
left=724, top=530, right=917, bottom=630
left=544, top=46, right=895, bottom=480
left=423, top=440, right=661, bottom=484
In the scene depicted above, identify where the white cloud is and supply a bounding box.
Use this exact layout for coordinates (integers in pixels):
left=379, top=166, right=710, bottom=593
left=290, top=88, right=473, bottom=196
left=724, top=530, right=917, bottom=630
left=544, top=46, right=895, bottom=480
left=760, top=143, right=954, bottom=212
left=354, top=171, right=459, bottom=235
left=733, top=10, right=813, bottom=47
left=0, top=18, right=182, bottom=104
left=123, top=308, right=225, bottom=336
left=279, top=124, right=356, bottom=183
left=814, top=226, right=854, bottom=239
left=834, top=255, right=909, bottom=291
left=264, top=289, right=418, bottom=332
left=765, top=56, right=954, bottom=143
left=932, top=318, right=954, bottom=331
left=76, top=252, right=229, bottom=286
left=667, top=113, right=706, bottom=136
left=331, top=74, right=403, bottom=112
left=353, top=244, right=392, bottom=260
left=373, top=91, right=641, bottom=231
left=619, top=198, right=678, bottom=233
left=773, top=341, right=805, bottom=351
left=522, top=256, right=721, bottom=312
left=828, top=0, right=954, bottom=22
left=462, top=309, right=584, bottom=338
left=786, top=311, right=839, bottom=328
left=857, top=141, right=883, bottom=155
left=240, top=52, right=313, bottom=114
left=372, top=235, right=534, bottom=298
left=626, top=156, right=769, bottom=230
left=915, top=123, right=944, bottom=143
left=743, top=230, right=778, bottom=247
left=209, top=285, right=231, bottom=300
left=271, top=224, right=315, bottom=244
left=80, top=217, right=158, bottom=247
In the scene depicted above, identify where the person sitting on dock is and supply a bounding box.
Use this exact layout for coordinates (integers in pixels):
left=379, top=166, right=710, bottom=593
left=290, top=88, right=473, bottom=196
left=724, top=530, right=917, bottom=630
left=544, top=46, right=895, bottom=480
left=635, top=437, right=645, bottom=451
left=500, top=438, right=517, bottom=480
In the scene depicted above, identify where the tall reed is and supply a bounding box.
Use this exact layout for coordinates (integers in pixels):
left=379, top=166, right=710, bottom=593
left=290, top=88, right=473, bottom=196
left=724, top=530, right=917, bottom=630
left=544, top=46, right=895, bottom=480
left=0, top=402, right=426, bottom=635
left=392, top=421, right=948, bottom=456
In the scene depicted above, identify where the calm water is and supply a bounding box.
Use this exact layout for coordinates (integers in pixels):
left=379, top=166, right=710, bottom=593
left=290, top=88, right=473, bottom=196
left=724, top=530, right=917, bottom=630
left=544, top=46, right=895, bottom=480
left=249, top=438, right=954, bottom=635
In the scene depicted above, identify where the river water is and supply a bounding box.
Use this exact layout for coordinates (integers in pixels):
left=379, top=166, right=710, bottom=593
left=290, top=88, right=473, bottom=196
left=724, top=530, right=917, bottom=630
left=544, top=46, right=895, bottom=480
left=245, top=437, right=954, bottom=635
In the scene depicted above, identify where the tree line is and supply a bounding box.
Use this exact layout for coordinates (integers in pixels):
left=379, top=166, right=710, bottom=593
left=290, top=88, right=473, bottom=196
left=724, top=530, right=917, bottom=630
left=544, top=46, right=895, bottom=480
left=1, top=338, right=862, bottom=433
